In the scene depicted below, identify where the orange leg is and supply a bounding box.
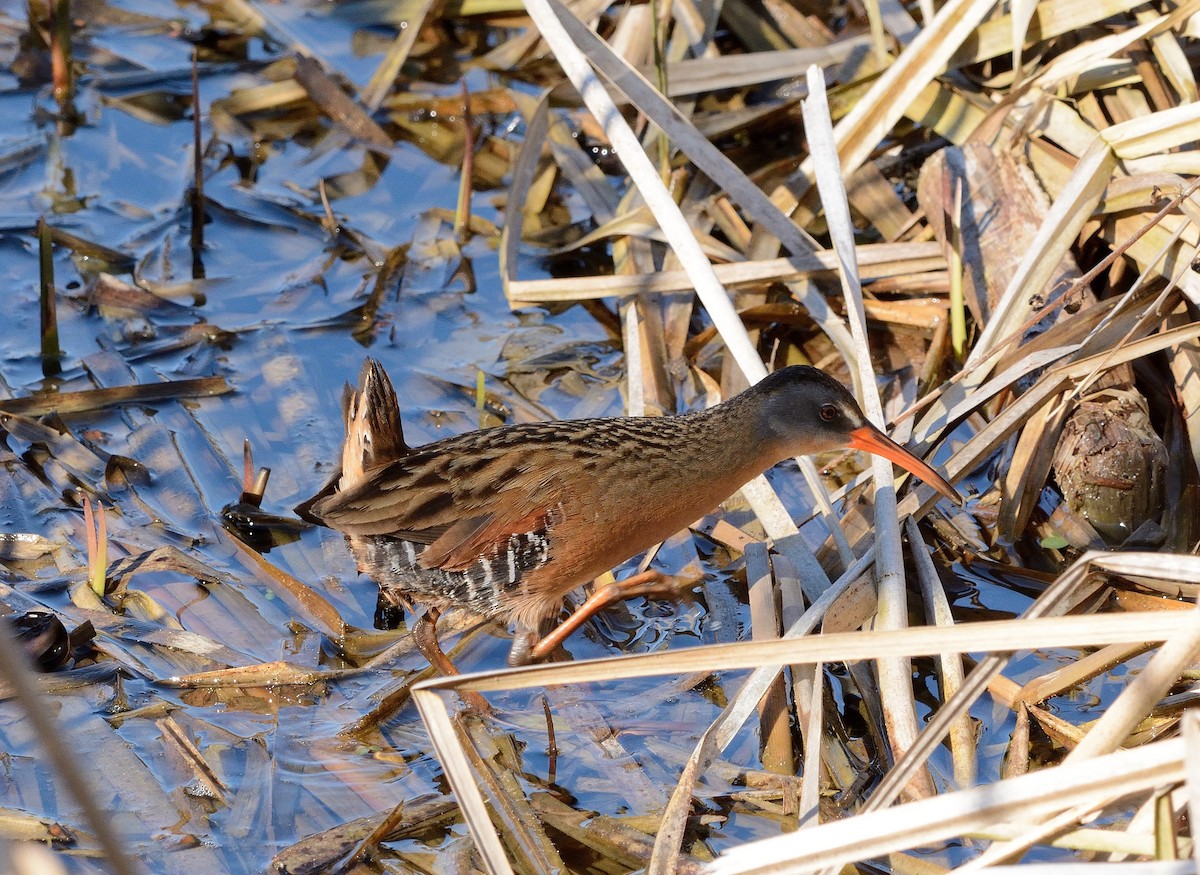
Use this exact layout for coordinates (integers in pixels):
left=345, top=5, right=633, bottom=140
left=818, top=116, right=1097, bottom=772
left=519, top=569, right=684, bottom=664
left=413, top=608, right=460, bottom=677
left=415, top=609, right=492, bottom=713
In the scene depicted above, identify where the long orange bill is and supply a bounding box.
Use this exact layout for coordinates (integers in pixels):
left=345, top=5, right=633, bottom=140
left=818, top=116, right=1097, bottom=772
left=848, top=424, right=962, bottom=505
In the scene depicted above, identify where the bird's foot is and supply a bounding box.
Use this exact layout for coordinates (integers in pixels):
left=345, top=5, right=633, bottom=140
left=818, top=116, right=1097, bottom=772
left=510, top=569, right=690, bottom=665
left=416, top=609, right=493, bottom=713
left=506, top=626, right=540, bottom=667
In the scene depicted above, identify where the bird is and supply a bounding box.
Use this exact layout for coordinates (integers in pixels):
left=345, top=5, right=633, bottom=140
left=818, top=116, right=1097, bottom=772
left=298, top=359, right=961, bottom=667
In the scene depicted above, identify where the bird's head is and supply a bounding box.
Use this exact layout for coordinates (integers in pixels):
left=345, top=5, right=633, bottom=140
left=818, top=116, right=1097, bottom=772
left=751, top=366, right=961, bottom=505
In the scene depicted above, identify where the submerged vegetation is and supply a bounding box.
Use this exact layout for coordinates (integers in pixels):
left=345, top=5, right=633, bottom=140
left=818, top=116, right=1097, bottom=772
left=1, top=0, right=1199, bottom=872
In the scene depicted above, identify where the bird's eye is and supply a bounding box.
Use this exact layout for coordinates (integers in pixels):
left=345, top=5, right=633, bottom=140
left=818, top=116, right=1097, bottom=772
left=819, top=404, right=838, bottom=422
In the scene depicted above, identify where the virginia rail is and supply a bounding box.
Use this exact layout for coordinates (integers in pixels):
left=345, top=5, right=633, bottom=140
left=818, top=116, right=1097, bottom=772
left=300, top=360, right=960, bottom=666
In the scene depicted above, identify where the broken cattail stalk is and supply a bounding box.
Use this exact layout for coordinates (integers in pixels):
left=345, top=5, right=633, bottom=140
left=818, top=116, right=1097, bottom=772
left=0, top=376, right=231, bottom=417
left=947, top=177, right=967, bottom=357
left=83, top=498, right=107, bottom=598
left=242, top=438, right=254, bottom=494
left=241, top=468, right=271, bottom=507
left=542, top=694, right=558, bottom=785
left=318, top=178, right=339, bottom=235
left=37, top=218, right=62, bottom=377
left=349, top=800, right=411, bottom=866
left=651, top=0, right=670, bottom=178
left=454, top=80, right=474, bottom=241
left=238, top=440, right=270, bottom=506
left=49, top=0, right=73, bottom=108
left=190, top=49, right=206, bottom=263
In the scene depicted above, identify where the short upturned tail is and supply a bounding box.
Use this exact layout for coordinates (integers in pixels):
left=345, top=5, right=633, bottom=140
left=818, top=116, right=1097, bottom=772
left=340, top=359, right=408, bottom=490
left=294, top=358, right=408, bottom=524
